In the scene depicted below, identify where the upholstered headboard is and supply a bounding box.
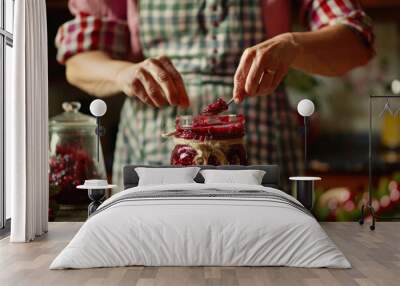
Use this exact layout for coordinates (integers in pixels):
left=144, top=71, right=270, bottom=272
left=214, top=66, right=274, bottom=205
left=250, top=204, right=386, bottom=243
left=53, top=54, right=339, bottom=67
left=123, top=165, right=280, bottom=190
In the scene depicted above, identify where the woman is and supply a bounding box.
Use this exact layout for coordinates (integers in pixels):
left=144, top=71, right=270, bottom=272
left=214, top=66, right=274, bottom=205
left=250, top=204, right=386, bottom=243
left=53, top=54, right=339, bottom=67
left=56, top=0, right=374, bottom=190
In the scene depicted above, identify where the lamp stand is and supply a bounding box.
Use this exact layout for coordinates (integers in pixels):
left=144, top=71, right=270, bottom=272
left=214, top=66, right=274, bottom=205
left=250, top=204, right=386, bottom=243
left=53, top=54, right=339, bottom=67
left=94, top=117, right=105, bottom=163
left=304, top=116, right=309, bottom=173
left=359, top=95, right=379, bottom=230
left=95, top=117, right=100, bottom=163
left=92, top=117, right=106, bottom=216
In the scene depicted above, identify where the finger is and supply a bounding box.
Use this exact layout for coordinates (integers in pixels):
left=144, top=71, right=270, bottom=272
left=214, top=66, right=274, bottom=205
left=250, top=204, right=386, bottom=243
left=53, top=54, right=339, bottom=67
left=158, top=56, right=189, bottom=107
left=261, top=66, right=286, bottom=95
left=245, top=54, right=265, bottom=96
left=131, top=78, right=156, bottom=107
left=137, top=67, right=167, bottom=108
left=270, top=66, right=287, bottom=90
left=121, top=82, right=133, bottom=97
left=145, top=58, right=179, bottom=106
left=255, top=71, right=275, bottom=97
left=233, top=48, right=256, bottom=103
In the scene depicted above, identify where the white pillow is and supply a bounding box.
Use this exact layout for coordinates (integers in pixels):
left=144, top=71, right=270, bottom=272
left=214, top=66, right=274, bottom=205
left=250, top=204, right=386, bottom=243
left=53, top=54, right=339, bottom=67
left=135, top=167, right=200, bottom=186
left=200, top=169, right=266, bottom=185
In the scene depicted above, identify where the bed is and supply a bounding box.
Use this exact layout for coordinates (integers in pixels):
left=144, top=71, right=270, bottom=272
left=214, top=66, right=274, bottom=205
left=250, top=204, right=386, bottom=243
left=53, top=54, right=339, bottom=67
left=50, top=165, right=350, bottom=269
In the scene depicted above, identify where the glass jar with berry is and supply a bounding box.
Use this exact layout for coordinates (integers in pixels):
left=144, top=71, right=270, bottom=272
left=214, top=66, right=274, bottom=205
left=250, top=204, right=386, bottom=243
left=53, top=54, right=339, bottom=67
left=49, top=102, right=106, bottom=216
left=170, top=114, right=247, bottom=166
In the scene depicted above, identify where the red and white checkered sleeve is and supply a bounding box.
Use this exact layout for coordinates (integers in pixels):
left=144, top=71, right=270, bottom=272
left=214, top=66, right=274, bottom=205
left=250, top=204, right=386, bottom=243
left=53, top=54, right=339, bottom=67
left=302, top=0, right=374, bottom=46
left=55, top=12, right=131, bottom=64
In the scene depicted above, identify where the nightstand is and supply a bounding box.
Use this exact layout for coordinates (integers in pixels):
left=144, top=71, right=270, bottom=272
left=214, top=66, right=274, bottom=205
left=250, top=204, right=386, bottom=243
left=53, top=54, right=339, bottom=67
left=289, top=176, right=321, bottom=211
left=77, top=180, right=117, bottom=216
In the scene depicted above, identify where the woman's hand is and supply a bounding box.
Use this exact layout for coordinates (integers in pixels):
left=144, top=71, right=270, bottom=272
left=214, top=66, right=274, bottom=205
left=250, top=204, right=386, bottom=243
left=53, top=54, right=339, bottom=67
left=116, top=56, right=189, bottom=108
left=233, top=33, right=300, bottom=103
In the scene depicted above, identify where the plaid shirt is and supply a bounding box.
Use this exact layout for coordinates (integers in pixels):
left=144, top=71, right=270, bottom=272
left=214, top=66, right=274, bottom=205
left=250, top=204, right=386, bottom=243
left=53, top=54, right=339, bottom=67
left=55, top=0, right=374, bottom=64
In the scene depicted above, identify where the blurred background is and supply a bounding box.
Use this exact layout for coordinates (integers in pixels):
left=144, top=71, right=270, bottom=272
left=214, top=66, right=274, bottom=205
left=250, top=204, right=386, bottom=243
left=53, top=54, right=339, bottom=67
left=46, top=0, right=400, bottom=222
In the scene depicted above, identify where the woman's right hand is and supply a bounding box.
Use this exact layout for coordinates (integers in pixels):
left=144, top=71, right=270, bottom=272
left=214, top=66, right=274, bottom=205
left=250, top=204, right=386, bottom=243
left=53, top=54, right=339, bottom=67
left=116, top=56, right=189, bottom=108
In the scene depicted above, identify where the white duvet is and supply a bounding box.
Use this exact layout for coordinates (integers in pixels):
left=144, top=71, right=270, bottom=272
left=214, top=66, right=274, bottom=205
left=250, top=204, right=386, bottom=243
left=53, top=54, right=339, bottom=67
left=50, top=183, right=351, bottom=269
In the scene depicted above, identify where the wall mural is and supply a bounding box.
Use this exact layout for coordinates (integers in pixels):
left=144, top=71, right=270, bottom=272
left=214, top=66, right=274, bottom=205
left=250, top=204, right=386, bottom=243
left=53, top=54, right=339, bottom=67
left=46, top=2, right=399, bottom=222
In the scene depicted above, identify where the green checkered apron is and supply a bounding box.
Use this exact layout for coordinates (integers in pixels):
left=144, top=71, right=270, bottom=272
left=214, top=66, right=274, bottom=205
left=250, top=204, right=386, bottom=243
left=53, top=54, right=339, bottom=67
left=112, top=0, right=302, bottom=191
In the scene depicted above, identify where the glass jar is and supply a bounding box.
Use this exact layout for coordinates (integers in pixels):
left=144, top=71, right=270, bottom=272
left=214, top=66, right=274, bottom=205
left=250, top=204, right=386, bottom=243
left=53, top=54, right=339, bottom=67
left=170, top=114, right=247, bottom=165
left=49, top=102, right=106, bottom=208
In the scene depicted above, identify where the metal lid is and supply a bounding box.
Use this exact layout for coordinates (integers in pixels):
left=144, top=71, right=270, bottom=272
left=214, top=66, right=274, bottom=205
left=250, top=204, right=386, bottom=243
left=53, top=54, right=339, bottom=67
left=49, top=102, right=96, bottom=130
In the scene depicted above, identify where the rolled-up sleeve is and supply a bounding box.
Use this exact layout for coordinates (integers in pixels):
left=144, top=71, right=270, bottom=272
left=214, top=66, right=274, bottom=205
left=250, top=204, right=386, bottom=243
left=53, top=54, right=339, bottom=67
left=302, top=0, right=374, bottom=47
left=55, top=1, right=131, bottom=64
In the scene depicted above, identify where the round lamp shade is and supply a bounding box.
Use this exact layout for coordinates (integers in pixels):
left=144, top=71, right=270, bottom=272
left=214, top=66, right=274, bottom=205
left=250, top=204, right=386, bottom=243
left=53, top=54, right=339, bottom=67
left=90, top=99, right=107, bottom=117
left=391, top=79, right=400, bottom=95
left=297, top=99, right=315, bottom=117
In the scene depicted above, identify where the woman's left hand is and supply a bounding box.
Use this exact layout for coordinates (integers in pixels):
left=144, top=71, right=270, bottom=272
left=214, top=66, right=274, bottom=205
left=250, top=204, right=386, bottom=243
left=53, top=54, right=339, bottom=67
left=233, top=33, right=300, bottom=103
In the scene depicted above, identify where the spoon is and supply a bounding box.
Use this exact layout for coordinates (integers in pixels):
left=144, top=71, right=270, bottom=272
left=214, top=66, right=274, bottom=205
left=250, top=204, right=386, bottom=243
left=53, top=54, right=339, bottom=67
left=227, top=98, right=234, bottom=106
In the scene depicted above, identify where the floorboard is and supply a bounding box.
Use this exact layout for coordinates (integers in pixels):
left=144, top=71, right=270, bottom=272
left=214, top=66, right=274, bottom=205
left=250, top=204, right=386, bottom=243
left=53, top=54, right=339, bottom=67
left=0, top=222, right=399, bottom=286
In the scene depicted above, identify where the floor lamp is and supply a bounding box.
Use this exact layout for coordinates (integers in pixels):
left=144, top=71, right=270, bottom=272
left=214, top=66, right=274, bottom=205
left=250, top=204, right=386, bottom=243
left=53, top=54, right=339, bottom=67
left=290, top=99, right=321, bottom=211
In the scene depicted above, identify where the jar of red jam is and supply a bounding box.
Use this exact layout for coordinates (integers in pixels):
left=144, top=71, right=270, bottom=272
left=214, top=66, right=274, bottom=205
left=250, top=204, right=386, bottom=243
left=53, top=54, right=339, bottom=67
left=170, top=114, right=247, bottom=166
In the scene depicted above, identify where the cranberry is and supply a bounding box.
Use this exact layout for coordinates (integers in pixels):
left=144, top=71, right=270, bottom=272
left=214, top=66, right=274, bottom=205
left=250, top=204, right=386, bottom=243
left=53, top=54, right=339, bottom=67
left=49, top=143, right=99, bottom=191
left=170, top=145, right=198, bottom=165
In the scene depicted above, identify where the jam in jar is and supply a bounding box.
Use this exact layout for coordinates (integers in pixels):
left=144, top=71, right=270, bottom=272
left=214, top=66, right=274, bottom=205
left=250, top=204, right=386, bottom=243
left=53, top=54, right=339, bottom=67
left=170, top=114, right=247, bottom=165
left=201, top=98, right=229, bottom=115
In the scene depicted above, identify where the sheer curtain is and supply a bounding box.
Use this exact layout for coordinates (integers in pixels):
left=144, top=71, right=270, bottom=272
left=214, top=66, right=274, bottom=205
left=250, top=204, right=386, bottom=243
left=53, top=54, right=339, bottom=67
left=7, top=0, right=49, bottom=242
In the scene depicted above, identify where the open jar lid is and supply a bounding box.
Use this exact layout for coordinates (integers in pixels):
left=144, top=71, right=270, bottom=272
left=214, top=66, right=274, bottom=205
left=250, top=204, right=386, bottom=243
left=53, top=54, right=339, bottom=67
left=49, top=101, right=96, bottom=131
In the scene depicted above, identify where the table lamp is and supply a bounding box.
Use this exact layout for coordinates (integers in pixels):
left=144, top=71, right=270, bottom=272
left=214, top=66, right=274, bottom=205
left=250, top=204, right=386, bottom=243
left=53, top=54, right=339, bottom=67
left=90, top=99, right=107, bottom=162
left=77, top=99, right=113, bottom=216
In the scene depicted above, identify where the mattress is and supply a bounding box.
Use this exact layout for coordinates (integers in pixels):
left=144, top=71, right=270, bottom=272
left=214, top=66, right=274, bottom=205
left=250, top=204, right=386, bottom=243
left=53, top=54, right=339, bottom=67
left=50, top=183, right=351, bottom=269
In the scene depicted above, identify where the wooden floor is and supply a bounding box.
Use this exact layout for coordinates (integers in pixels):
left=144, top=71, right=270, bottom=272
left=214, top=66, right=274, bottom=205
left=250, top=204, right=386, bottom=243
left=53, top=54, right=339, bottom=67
left=0, top=222, right=399, bottom=286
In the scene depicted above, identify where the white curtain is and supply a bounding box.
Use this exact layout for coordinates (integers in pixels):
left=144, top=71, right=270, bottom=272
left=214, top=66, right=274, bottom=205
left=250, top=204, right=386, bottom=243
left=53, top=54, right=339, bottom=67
left=7, top=0, right=49, bottom=242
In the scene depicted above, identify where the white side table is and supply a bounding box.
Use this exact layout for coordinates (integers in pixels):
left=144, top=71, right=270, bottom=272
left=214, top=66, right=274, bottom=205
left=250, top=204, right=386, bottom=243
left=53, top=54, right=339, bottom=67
left=77, top=180, right=117, bottom=216
left=289, top=176, right=321, bottom=211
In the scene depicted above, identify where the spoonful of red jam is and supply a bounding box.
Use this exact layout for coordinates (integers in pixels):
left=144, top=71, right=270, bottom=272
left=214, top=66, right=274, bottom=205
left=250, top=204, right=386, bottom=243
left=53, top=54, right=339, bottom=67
left=201, top=98, right=234, bottom=115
